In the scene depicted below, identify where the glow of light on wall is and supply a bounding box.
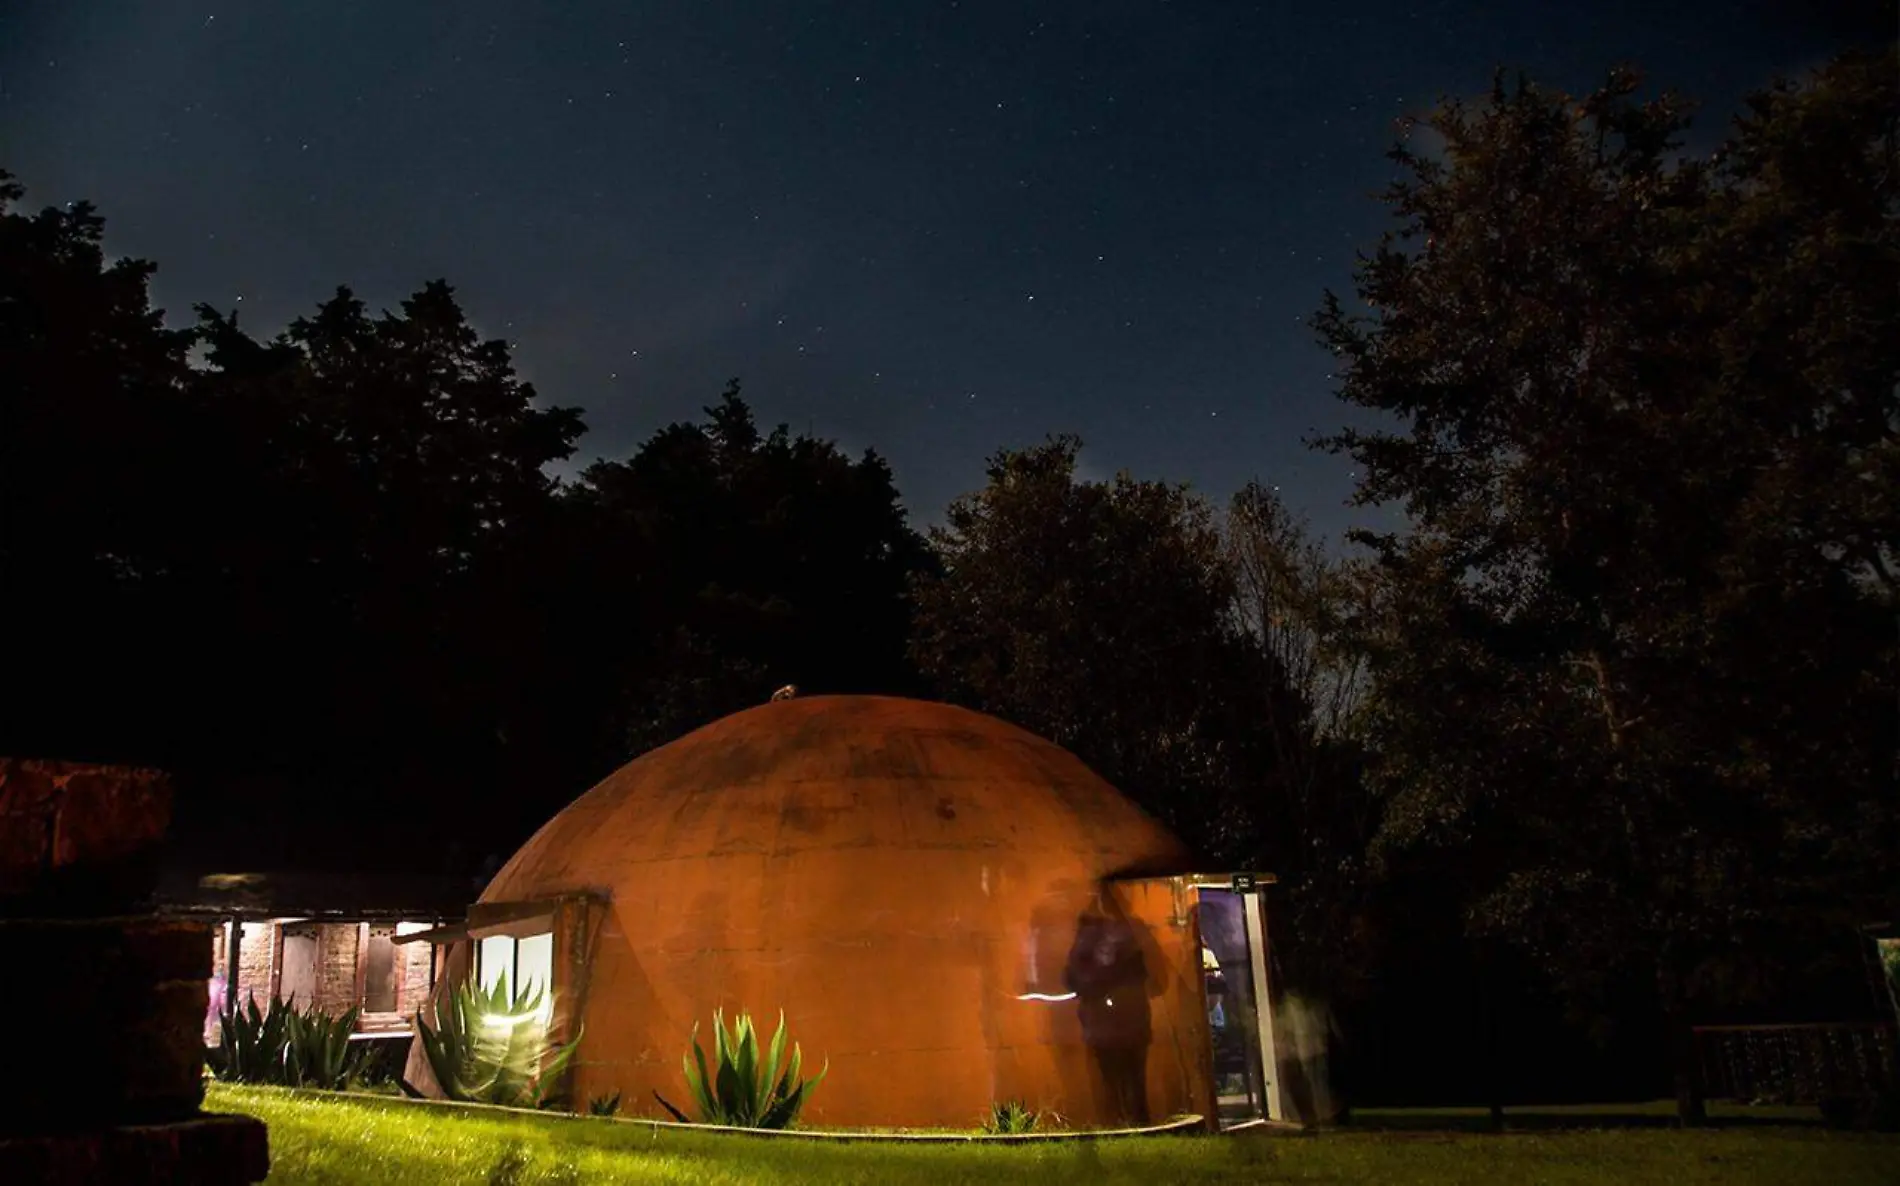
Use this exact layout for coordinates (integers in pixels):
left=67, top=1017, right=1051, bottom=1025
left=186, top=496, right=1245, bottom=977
left=1015, top=992, right=1077, bottom=1002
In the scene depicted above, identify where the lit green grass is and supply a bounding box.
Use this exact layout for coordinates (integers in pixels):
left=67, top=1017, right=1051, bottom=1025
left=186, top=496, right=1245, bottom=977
left=207, top=1083, right=1897, bottom=1185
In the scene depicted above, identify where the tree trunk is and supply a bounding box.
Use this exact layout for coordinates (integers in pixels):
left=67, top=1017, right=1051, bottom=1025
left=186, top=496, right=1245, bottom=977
left=1667, top=1017, right=1706, bottom=1127
left=1480, top=942, right=1505, bottom=1131
left=1658, top=961, right=1707, bottom=1127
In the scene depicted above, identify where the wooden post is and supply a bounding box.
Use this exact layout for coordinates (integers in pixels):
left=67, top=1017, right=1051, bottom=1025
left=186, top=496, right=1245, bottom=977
left=223, top=914, right=242, bottom=1015
left=354, top=921, right=371, bottom=1013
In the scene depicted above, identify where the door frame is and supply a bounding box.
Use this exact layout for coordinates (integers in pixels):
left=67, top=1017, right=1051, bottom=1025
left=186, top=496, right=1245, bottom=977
left=1239, top=888, right=1285, bottom=1122
left=1109, top=872, right=1283, bottom=1127
left=1181, top=875, right=1284, bottom=1125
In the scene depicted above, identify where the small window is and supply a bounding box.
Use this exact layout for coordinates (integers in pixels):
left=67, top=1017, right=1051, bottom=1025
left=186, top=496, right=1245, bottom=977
left=475, top=931, right=555, bottom=1024
left=478, top=934, right=516, bottom=993
left=363, top=924, right=398, bottom=1013
left=518, top=932, right=553, bottom=998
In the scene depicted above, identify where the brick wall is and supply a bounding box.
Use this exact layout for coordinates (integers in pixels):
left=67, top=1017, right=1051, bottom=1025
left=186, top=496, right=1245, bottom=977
left=236, top=921, right=274, bottom=1008
left=397, top=926, right=434, bottom=1021
left=203, top=920, right=279, bottom=1043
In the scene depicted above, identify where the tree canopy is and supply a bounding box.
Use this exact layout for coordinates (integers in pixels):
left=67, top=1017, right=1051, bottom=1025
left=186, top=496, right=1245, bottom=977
left=1314, top=49, right=1898, bottom=1114
left=0, top=170, right=929, bottom=868
left=908, top=436, right=1254, bottom=853
left=563, top=380, right=933, bottom=764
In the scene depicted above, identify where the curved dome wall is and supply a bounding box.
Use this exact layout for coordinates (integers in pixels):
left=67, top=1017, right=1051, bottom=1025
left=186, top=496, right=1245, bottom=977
left=480, top=695, right=1211, bottom=1128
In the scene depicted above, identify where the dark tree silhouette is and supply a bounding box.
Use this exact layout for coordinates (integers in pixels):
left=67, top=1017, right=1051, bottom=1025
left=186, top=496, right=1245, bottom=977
left=3, top=161, right=938, bottom=870
left=1222, top=482, right=1384, bottom=1007
left=1313, top=50, right=1898, bottom=1121
left=176, top=282, right=585, bottom=863
left=908, top=435, right=1281, bottom=861
left=568, top=381, right=934, bottom=764
left=1, top=170, right=206, bottom=766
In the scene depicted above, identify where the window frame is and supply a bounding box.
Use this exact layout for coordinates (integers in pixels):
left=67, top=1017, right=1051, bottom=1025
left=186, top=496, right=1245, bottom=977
left=475, top=929, right=555, bottom=1000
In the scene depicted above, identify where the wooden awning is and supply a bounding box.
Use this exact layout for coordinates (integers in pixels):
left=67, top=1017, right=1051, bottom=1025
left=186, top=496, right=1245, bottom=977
left=1107, top=870, right=1278, bottom=889
left=390, top=899, right=557, bottom=945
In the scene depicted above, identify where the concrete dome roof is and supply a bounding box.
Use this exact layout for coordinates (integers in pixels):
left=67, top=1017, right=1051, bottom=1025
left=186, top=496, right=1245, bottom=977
left=488, top=694, right=1190, bottom=896
left=482, top=695, right=1200, bottom=1127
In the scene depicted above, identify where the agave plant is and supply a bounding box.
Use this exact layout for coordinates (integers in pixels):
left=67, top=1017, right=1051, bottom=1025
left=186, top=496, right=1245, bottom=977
left=286, top=1003, right=367, bottom=1090
left=654, top=1009, right=827, bottom=1130
left=208, top=993, right=297, bottom=1084
left=208, top=994, right=367, bottom=1089
left=415, top=973, right=581, bottom=1109
left=587, top=1090, right=623, bottom=1117
left=982, top=1098, right=1040, bottom=1135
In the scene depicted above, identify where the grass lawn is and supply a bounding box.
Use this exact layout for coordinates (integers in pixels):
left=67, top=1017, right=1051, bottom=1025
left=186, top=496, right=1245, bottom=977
left=206, top=1083, right=1897, bottom=1185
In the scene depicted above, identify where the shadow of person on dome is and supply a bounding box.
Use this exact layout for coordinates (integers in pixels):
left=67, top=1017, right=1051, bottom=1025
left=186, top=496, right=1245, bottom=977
left=1063, top=889, right=1160, bottom=1126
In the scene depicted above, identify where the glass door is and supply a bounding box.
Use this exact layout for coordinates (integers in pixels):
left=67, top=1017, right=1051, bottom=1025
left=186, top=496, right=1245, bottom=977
left=1197, top=887, right=1279, bottom=1126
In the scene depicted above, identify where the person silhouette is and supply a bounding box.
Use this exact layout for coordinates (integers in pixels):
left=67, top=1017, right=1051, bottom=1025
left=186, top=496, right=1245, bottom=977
left=1063, top=893, right=1154, bottom=1125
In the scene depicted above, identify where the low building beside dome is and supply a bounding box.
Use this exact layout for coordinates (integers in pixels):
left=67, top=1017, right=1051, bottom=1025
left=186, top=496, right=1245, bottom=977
left=401, top=695, right=1298, bottom=1131
left=157, top=869, right=471, bottom=1046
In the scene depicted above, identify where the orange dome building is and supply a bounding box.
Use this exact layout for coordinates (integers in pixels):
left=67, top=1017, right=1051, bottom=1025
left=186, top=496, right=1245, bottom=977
left=404, top=695, right=1290, bottom=1131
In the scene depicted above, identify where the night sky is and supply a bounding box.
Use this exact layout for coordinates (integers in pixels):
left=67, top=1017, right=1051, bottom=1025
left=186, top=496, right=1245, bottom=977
left=4, top=2, right=1884, bottom=542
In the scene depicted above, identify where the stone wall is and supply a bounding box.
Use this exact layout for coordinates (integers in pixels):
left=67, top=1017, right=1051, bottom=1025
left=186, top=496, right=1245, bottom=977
left=0, top=758, right=267, bottom=1183
left=0, top=759, right=170, bottom=909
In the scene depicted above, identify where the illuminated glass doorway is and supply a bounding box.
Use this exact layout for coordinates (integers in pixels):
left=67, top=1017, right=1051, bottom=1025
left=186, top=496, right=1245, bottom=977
left=1197, top=887, right=1280, bottom=1126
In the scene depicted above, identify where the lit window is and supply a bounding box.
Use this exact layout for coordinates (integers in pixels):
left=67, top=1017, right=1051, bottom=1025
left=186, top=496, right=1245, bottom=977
left=518, top=932, right=553, bottom=998
left=478, top=934, right=515, bottom=993
left=476, top=931, right=556, bottom=1025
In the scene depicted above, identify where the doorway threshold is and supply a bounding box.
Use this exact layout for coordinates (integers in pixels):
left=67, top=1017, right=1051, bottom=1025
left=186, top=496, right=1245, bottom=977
left=1220, top=1117, right=1307, bottom=1135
